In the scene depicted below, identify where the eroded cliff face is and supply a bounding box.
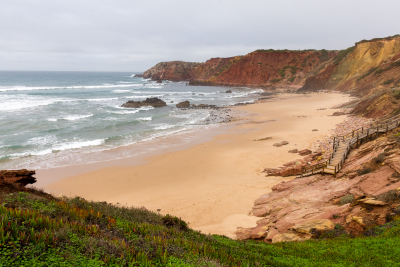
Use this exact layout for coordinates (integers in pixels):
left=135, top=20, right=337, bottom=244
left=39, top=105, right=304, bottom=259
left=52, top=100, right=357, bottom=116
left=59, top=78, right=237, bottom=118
left=326, top=38, right=400, bottom=92
left=143, top=61, right=201, bottom=81
left=143, top=50, right=338, bottom=88
left=142, top=35, right=400, bottom=118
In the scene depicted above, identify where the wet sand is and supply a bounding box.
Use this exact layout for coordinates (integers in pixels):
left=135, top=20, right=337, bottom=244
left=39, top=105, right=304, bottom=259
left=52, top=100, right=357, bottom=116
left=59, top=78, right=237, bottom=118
left=40, top=92, right=352, bottom=238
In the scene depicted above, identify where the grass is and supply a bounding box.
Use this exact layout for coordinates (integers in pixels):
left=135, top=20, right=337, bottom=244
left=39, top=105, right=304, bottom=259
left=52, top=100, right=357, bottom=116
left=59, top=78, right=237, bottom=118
left=279, top=66, right=299, bottom=77
left=358, top=67, right=379, bottom=81
left=1, top=189, right=400, bottom=266
left=333, top=46, right=354, bottom=65
left=383, top=79, right=395, bottom=85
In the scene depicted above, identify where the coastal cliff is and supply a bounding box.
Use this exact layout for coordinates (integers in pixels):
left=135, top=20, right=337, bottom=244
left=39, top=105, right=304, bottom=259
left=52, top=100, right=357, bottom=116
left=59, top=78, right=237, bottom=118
left=143, top=61, right=201, bottom=81
left=143, top=35, right=400, bottom=118
left=143, top=50, right=338, bottom=88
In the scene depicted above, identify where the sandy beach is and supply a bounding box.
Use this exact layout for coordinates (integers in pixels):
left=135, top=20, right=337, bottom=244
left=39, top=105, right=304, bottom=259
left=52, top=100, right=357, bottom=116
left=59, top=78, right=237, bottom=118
left=39, top=92, right=352, bottom=238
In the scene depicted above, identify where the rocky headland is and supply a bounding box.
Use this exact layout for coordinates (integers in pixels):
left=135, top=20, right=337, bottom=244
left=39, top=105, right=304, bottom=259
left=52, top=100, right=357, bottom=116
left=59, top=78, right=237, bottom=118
left=141, top=34, right=400, bottom=118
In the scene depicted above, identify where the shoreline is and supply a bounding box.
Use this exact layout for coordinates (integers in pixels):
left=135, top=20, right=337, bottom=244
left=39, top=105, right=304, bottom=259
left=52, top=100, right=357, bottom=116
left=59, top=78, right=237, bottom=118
left=39, top=92, right=353, bottom=238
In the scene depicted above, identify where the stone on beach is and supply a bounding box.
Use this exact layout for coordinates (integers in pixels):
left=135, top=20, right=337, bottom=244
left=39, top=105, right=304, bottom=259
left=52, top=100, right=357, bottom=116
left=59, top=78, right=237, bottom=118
left=273, top=141, right=289, bottom=147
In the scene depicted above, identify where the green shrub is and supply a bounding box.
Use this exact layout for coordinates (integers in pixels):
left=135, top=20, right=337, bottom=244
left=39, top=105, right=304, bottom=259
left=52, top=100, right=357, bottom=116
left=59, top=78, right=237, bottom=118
left=319, top=49, right=330, bottom=61
left=358, top=67, right=378, bottom=80
left=339, top=194, right=355, bottom=205
left=391, top=61, right=400, bottom=67
left=375, top=68, right=388, bottom=74
left=358, top=167, right=372, bottom=175
left=374, top=153, right=386, bottom=164
left=333, top=46, right=355, bottom=65
left=288, top=77, right=296, bottom=83
left=270, top=78, right=283, bottom=83
left=279, top=65, right=299, bottom=77
left=383, top=79, right=395, bottom=85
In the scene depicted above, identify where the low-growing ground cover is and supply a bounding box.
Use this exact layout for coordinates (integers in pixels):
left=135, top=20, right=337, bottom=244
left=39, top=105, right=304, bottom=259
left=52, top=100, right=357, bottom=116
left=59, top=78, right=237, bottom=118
left=0, top=188, right=400, bottom=266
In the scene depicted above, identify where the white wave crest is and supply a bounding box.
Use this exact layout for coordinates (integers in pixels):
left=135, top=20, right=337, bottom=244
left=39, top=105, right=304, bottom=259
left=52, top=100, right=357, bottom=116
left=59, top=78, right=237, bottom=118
left=53, top=139, right=105, bottom=151
left=0, top=83, right=141, bottom=92
left=137, top=117, right=152, bottom=121
left=62, top=114, right=93, bottom=121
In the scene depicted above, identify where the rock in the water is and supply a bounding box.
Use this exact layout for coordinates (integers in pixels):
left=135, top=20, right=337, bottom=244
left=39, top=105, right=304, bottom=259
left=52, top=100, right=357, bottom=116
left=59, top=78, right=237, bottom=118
left=225, top=90, right=232, bottom=93
left=176, top=101, right=190, bottom=108
left=156, top=80, right=162, bottom=83
left=121, top=98, right=167, bottom=108
left=0, top=169, right=36, bottom=187
left=292, top=219, right=335, bottom=234
left=134, top=74, right=143, bottom=77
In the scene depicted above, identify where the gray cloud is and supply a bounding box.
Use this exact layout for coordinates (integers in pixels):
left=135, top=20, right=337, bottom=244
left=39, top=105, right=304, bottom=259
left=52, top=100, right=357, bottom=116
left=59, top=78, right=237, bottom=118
left=0, top=0, right=399, bottom=71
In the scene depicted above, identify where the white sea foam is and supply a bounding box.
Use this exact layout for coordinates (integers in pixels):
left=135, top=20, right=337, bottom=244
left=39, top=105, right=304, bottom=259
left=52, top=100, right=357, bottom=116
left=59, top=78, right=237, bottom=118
left=27, top=135, right=57, bottom=146
left=62, top=114, right=93, bottom=121
left=0, top=83, right=140, bottom=92
left=137, top=117, right=152, bottom=121
left=53, top=139, right=105, bottom=151
left=111, top=110, right=140, bottom=115
left=47, top=118, right=58, bottom=122
left=112, top=90, right=131, bottom=93
left=87, top=98, right=118, bottom=102
left=154, top=123, right=175, bottom=130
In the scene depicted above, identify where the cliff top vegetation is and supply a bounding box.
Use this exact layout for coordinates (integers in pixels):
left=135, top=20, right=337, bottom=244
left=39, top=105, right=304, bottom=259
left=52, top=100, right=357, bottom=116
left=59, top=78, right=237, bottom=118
left=1, top=181, right=400, bottom=266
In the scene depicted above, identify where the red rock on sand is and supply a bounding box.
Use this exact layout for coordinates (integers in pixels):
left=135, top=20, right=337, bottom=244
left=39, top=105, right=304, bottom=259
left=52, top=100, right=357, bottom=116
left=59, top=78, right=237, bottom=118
left=298, top=149, right=312, bottom=156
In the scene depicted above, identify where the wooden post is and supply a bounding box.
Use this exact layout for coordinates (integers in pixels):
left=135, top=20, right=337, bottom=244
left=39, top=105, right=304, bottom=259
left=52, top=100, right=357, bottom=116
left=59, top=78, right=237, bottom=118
left=352, top=131, right=354, bottom=137
left=367, top=129, right=369, bottom=141
left=334, top=166, right=336, bottom=178
left=386, top=124, right=389, bottom=132
left=362, top=127, right=363, bottom=134
left=377, top=126, right=379, bottom=138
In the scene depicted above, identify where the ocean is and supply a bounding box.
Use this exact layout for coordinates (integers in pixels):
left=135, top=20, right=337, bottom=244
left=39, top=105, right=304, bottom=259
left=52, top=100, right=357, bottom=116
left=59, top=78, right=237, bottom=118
left=0, top=71, right=263, bottom=170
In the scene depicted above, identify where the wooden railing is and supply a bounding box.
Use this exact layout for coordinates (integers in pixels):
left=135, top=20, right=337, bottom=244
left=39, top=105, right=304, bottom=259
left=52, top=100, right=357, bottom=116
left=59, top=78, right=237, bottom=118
left=299, top=114, right=400, bottom=178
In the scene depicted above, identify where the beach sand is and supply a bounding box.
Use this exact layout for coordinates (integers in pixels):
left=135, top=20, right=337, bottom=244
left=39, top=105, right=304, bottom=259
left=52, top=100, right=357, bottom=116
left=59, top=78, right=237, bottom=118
left=40, top=92, right=352, bottom=238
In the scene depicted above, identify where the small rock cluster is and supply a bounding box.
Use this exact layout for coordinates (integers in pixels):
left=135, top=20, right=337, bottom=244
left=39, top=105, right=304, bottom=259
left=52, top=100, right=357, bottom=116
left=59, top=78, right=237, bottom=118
left=121, top=97, right=167, bottom=108
left=203, top=109, right=233, bottom=124
left=238, top=133, right=400, bottom=243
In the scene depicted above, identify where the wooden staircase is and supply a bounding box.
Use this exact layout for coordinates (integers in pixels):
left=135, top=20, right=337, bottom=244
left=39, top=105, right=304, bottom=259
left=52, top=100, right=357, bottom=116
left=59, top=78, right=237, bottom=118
left=298, top=114, right=400, bottom=178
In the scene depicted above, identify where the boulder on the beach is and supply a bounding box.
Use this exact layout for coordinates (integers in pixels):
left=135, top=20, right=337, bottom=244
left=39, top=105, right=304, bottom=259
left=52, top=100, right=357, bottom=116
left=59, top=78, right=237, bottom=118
left=298, top=149, right=312, bottom=156
left=273, top=141, right=289, bottom=147
left=288, top=149, right=299, bottom=153
left=121, top=97, right=167, bottom=108
left=176, top=101, right=190, bottom=108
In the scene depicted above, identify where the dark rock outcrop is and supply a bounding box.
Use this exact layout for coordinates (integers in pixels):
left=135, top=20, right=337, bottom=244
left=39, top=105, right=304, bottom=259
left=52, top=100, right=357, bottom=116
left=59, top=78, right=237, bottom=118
left=121, top=97, right=167, bottom=108
left=0, top=169, right=36, bottom=187
left=134, top=74, right=143, bottom=77
left=176, top=101, right=190, bottom=109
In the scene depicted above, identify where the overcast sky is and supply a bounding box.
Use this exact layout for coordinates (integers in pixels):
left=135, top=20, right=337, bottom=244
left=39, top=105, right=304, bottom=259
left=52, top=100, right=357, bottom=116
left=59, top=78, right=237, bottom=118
left=0, top=0, right=398, bottom=72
